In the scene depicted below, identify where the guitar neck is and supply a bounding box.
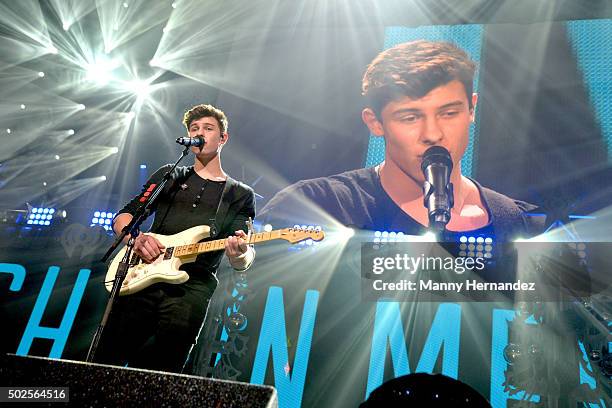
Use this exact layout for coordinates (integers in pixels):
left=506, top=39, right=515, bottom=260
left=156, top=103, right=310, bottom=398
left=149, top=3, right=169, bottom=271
left=173, top=230, right=285, bottom=257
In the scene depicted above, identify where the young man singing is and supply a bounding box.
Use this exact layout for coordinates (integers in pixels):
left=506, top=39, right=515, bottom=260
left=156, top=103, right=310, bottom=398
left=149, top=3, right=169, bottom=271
left=95, top=104, right=255, bottom=373
left=260, top=40, right=541, bottom=240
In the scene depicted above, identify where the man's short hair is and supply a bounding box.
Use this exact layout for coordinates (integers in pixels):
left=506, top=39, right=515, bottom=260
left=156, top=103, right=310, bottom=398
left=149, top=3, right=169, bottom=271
left=362, top=40, right=477, bottom=115
left=182, top=104, right=229, bottom=134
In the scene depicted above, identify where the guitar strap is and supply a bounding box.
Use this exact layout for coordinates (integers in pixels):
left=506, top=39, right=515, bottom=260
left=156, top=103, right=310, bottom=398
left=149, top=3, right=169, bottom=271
left=211, top=177, right=238, bottom=239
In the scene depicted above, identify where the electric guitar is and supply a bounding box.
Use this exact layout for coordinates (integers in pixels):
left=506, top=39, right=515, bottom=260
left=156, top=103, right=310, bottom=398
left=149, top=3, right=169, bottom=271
left=105, top=225, right=325, bottom=296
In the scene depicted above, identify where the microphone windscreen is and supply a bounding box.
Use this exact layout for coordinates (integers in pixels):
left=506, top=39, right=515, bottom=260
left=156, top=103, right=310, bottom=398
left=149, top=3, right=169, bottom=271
left=421, top=146, right=453, bottom=172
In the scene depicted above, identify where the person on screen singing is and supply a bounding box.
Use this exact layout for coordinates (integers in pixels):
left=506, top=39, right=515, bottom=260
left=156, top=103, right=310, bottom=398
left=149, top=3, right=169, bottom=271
left=259, top=40, right=542, bottom=240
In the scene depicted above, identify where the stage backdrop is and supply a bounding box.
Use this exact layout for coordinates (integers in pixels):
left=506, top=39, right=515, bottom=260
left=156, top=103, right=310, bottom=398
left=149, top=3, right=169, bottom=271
left=2, top=18, right=612, bottom=408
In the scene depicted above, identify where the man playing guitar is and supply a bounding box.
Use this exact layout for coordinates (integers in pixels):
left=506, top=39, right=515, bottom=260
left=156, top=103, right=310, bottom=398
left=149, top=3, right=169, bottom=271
left=95, top=104, right=256, bottom=373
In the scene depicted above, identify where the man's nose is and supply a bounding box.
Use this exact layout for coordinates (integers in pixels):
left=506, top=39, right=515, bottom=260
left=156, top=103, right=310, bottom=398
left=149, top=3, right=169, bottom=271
left=420, top=116, right=443, bottom=145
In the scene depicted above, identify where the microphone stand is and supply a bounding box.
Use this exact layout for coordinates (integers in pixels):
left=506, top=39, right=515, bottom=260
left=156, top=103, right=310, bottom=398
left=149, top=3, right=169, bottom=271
left=86, top=146, right=191, bottom=363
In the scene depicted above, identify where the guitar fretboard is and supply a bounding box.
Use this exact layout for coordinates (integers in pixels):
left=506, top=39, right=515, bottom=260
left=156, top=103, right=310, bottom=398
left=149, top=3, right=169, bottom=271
left=173, top=230, right=286, bottom=257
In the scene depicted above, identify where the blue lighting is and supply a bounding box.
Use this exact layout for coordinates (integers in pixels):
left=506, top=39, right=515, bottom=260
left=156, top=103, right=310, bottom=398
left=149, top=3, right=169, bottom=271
left=26, top=207, right=56, bottom=227
left=90, top=209, right=116, bottom=231
left=140, top=164, right=147, bottom=169
left=373, top=230, right=406, bottom=243
left=458, top=234, right=494, bottom=258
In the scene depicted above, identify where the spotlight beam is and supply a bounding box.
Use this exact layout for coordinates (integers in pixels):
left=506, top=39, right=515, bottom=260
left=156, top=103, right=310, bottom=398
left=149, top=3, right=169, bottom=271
left=0, top=1, right=54, bottom=53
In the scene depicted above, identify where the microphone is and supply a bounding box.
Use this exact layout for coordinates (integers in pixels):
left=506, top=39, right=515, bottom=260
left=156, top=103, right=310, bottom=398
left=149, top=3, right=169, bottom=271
left=176, top=136, right=204, bottom=147
left=421, top=146, right=454, bottom=233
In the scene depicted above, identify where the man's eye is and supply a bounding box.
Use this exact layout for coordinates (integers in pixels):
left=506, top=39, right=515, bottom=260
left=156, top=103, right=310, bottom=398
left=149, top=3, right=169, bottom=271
left=401, top=115, right=419, bottom=122
left=441, top=111, right=460, bottom=118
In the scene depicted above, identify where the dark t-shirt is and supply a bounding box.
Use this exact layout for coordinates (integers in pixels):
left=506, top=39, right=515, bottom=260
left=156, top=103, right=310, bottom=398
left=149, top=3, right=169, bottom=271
left=117, top=164, right=256, bottom=280
left=259, top=167, right=543, bottom=240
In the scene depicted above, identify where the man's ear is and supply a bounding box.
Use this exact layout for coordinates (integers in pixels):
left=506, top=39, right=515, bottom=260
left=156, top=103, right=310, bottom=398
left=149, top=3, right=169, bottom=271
left=220, top=132, right=229, bottom=144
left=470, top=93, right=478, bottom=122
left=362, top=108, right=384, bottom=137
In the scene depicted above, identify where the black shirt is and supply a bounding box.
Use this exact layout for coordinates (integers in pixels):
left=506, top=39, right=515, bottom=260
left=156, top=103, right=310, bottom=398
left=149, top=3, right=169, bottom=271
left=259, top=167, right=543, bottom=241
left=117, top=165, right=256, bottom=280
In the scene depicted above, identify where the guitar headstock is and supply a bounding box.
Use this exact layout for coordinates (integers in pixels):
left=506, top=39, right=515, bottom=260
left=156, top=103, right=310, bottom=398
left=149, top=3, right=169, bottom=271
left=280, top=227, right=325, bottom=244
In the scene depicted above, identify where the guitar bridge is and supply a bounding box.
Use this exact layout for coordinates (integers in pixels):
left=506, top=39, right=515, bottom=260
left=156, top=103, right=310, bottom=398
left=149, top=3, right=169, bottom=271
left=164, top=247, right=174, bottom=260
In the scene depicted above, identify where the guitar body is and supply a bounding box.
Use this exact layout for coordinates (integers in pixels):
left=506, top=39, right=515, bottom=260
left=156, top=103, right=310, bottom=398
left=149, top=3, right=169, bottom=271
left=105, top=225, right=325, bottom=296
left=105, top=225, right=211, bottom=296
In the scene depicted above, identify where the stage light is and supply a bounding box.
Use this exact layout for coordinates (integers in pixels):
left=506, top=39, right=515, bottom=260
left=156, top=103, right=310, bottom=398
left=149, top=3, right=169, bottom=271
left=62, top=22, right=70, bottom=31
left=101, top=175, right=107, bottom=181
left=37, top=71, right=44, bottom=78
left=171, top=2, right=177, bottom=8
left=77, top=104, right=86, bottom=110
left=458, top=234, right=494, bottom=258
left=421, top=231, right=437, bottom=241
left=373, top=230, right=407, bottom=242
left=126, top=79, right=151, bottom=100
left=127, top=111, right=136, bottom=121
left=140, top=164, right=147, bottom=169
left=20, top=104, right=25, bottom=110
left=263, top=223, right=273, bottom=232
left=68, top=129, right=75, bottom=135
left=26, top=207, right=64, bottom=227
left=123, top=2, right=128, bottom=8
left=85, top=58, right=120, bottom=85
left=55, top=155, right=60, bottom=160
left=149, top=59, right=157, bottom=67
left=42, top=182, right=47, bottom=186
left=162, top=26, right=169, bottom=33
left=47, top=46, right=58, bottom=54
left=6, top=129, right=11, bottom=134
left=339, top=226, right=355, bottom=240
left=90, top=210, right=115, bottom=231
left=110, top=147, right=119, bottom=153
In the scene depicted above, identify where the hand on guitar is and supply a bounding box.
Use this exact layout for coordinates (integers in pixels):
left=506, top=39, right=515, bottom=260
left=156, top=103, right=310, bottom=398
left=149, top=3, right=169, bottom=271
left=225, top=230, right=254, bottom=271
left=225, top=230, right=248, bottom=259
left=133, top=233, right=166, bottom=263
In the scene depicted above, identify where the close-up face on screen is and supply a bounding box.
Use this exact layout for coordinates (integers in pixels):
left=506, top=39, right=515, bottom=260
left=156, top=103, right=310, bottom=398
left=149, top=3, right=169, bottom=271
left=0, top=1, right=610, bottom=407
